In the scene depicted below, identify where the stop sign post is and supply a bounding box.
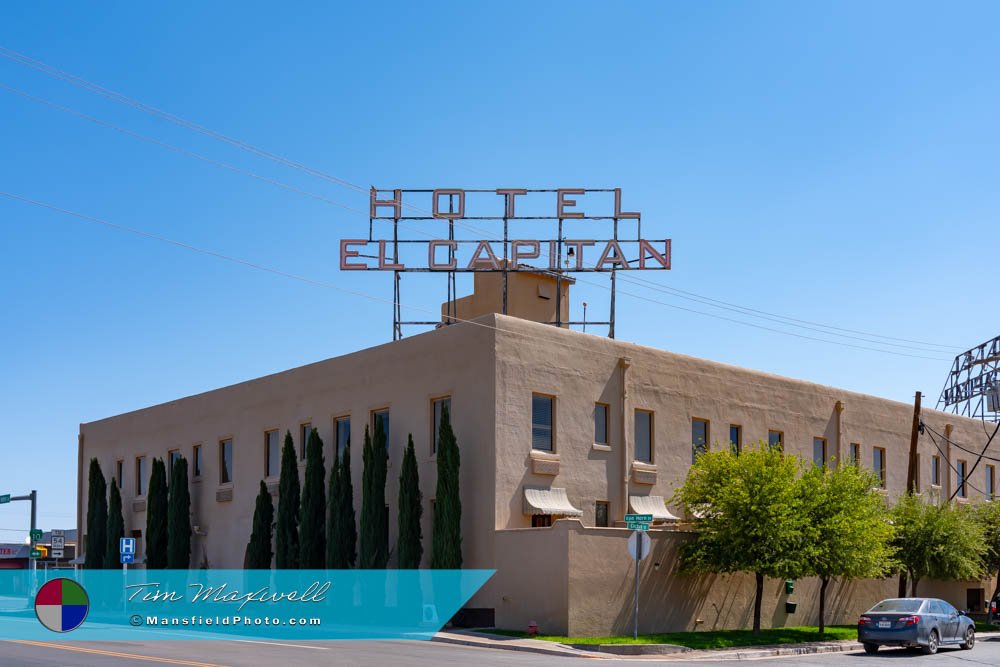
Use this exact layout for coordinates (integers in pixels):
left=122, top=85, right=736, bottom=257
left=627, top=529, right=652, bottom=639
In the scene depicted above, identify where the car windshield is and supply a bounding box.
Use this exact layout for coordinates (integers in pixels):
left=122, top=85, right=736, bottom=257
left=868, top=599, right=924, bottom=613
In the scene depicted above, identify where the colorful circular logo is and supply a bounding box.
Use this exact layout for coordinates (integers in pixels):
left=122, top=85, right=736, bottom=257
left=34, top=578, right=89, bottom=633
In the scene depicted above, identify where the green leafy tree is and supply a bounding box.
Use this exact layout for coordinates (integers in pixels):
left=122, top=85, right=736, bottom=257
left=976, top=500, right=1000, bottom=599
left=104, top=479, right=125, bottom=569
left=300, top=428, right=327, bottom=568
left=361, top=423, right=389, bottom=568
left=337, top=443, right=357, bottom=567
left=673, top=441, right=810, bottom=634
left=275, top=431, right=301, bottom=569
left=247, top=481, right=275, bottom=569
left=432, top=404, right=462, bottom=569
left=145, top=458, right=168, bottom=569
left=85, top=458, right=108, bottom=569
left=892, top=494, right=986, bottom=595
left=397, top=434, right=423, bottom=568
left=167, top=456, right=192, bottom=568
left=800, top=463, right=895, bottom=632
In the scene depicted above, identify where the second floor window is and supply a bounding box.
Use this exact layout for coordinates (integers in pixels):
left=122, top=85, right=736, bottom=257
left=335, top=416, right=351, bottom=460
left=813, top=438, right=828, bottom=467
left=372, top=409, right=390, bottom=452
left=873, top=447, right=886, bottom=489
left=931, top=455, right=941, bottom=486
left=192, top=444, right=202, bottom=478
left=300, top=423, right=311, bottom=460
left=432, top=397, right=451, bottom=455
left=219, top=439, right=233, bottom=485
left=531, top=395, right=554, bottom=451
left=850, top=443, right=861, bottom=466
left=692, top=419, right=708, bottom=462
left=116, top=460, right=123, bottom=489
left=956, top=460, right=967, bottom=498
left=987, top=465, right=995, bottom=500
left=168, top=450, right=181, bottom=483
left=729, top=425, right=741, bottom=454
left=135, top=456, right=146, bottom=496
left=635, top=409, right=653, bottom=463
left=768, top=430, right=783, bottom=452
left=265, top=430, right=280, bottom=478
left=594, top=403, right=609, bottom=446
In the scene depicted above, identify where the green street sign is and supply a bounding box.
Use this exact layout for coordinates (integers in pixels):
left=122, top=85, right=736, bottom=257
left=625, top=514, right=653, bottom=523
left=29, top=549, right=41, bottom=559
left=0, top=494, right=9, bottom=504
left=30, top=529, right=42, bottom=541
left=626, top=521, right=651, bottom=531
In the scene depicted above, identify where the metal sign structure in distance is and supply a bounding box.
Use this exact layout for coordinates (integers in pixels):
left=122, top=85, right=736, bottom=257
left=354, top=188, right=671, bottom=341
left=938, top=334, right=1000, bottom=422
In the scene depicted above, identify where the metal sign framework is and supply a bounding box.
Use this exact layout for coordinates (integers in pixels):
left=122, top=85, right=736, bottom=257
left=361, top=188, right=671, bottom=340
left=937, top=334, right=1000, bottom=422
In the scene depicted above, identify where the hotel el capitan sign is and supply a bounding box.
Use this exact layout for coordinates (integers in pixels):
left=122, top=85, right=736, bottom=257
left=340, top=187, right=671, bottom=273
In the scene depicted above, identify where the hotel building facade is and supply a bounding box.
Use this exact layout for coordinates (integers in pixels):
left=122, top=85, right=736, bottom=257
left=76, top=273, right=998, bottom=635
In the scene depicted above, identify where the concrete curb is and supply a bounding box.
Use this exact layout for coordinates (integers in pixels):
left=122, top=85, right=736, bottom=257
left=432, top=631, right=610, bottom=659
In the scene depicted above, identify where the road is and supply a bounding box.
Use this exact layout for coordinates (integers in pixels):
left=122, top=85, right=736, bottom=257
left=1, top=637, right=1000, bottom=666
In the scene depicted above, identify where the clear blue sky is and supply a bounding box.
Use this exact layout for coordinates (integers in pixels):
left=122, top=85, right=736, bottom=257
left=1, top=1, right=997, bottom=534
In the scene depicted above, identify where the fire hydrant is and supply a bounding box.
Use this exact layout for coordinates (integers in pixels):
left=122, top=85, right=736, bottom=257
left=527, top=621, right=539, bottom=637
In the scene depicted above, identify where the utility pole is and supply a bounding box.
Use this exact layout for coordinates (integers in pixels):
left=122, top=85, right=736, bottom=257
left=899, top=392, right=921, bottom=596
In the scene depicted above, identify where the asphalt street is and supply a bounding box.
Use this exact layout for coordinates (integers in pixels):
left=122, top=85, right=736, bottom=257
left=2, top=637, right=1000, bottom=667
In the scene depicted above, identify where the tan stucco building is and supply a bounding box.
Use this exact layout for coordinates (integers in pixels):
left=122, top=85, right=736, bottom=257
left=77, top=273, right=999, bottom=635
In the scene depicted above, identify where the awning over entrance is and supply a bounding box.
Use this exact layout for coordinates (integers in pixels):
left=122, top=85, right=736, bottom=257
left=523, top=487, right=582, bottom=516
left=629, top=495, right=680, bottom=522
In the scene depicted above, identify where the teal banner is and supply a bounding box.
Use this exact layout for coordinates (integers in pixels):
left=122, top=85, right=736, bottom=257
left=0, top=569, right=494, bottom=640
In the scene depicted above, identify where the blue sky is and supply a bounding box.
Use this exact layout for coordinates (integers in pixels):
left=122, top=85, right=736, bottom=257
left=1, top=2, right=997, bottom=534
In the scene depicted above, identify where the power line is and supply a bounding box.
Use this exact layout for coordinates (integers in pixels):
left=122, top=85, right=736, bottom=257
left=923, top=423, right=1000, bottom=464
left=0, top=47, right=960, bottom=358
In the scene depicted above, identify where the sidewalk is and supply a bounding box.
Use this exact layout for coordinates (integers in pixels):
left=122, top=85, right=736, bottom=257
left=432, top=629, right=1000, bottom=661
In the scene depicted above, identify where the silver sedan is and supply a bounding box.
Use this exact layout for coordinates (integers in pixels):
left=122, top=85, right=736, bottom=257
left=858, top=598, right=975, bottom=654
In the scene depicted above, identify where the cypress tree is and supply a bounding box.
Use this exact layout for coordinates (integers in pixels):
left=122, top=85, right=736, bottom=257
left=105, top=480, right=124, bottom=569
left=360, top=423, right=389, bottom=568
left=432, top=404, right=462, bottom=568
left=397, top=434, right=423, bottom=568
left=299, top=428, right=327, bottom=568
left=338, top=443, right=357, bottom=567
left=247, top=481, right=275, bottom=569
left=326, top=445, right=341, bottom=568
left=145, top=458, right=168, bottom=569
left=85, top=459, right=107, bottom=569
left=167, top=456, right=192, bottom=568
left=275, top=431, right=300, bottom=569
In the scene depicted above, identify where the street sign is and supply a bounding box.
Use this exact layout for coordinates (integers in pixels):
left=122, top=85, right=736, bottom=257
left=51, top=529, right=64, bottom=537
left=626, top=521, right=650, bottom=531
left=120, top=537, right=136, bottom=555
left=29, top=529, right=42, bottom=541
left=625, top=513, right=653, bottom=523
left=627, top=530, right=652, bottom=561
left=29, top=549, right=41, bottom=559
left=51, top=548, right=64, bottom=559
left=51, top=535, right=65, bottom=549
left=121, top=553, right=134, bottom=564
left=0, top=494, right=9, bottom=504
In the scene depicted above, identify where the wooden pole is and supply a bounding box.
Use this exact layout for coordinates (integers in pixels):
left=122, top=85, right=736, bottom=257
left=899, top=391, right=922, bottom=597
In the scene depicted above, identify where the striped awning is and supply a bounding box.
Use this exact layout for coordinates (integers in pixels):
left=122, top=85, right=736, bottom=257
left=629, top=495, right=681, bottom=522
left=523, top=487, right=582, bottom=516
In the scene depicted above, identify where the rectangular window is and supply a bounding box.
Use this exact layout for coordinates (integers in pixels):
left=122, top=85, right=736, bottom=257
left=335, top=416, right=351, bottom=460
left=931, top=455, right=941, bottom=486
left=595, top=501, right=609, bottom=527
left=265, top=430, right=280, bottom=478
left=300, top=423, right=311, bottom=460
left=987, top=465, right=995, bottom=499
left=372, top=409, right=390, bottom=452
left=116, top=460, right=123, bottom=489
left=594, top=403, right=609, bottom=446
left=813, top=438, right=828, bottom=467
left=957, top=460, right=967, bottom=498
left=192, top=444, right=202, bottom=478
left=692, top=419, right=709, bottom=462
left=729, top=425, right=741, bottom=454
left=635, top=409, right=653, bottom=463
left=432, top=397, right=451, bottom=454
left=135, top=456, right=146, bottom=496
left=168, top=449, right=181, bottom=484
left=531, top=514, right=553, bottom=528
left=531, top=395, right=554, bottom=451
left=219, top=439, right=233, bottom=485
left=768, top=430, right=783, bottom=452
left=873, top=447, right=886, bottom=489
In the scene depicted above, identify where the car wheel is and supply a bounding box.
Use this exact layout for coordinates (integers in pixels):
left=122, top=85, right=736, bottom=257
left=923, top=629, right=939, bottom=655
left=961, top=626, right=975, bottom=650
left=863, top=642, right=879, bottom=655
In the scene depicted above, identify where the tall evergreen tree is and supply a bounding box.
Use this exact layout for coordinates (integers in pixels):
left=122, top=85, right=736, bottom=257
left=145, top=458, right=168, bottom=569
left=326, top=445, right=342, bottom=568
left=105, top=479, right=124, bottom=569
left=397, top=434, right=423, bottom=568
left=432, top=404, right=462, bottom=569
left=338, top=443, right=357, bottom=568
left=275, top=431, right=301, bottom=569
left=247, top=481, right=275, bottom=569
left=85, top=459, right=108, bottom=569
left=360, top=423, right=389, bottom=568
left=299, top=428, right=327, bottom=568
left=167, top=456, right=192, bottom=568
